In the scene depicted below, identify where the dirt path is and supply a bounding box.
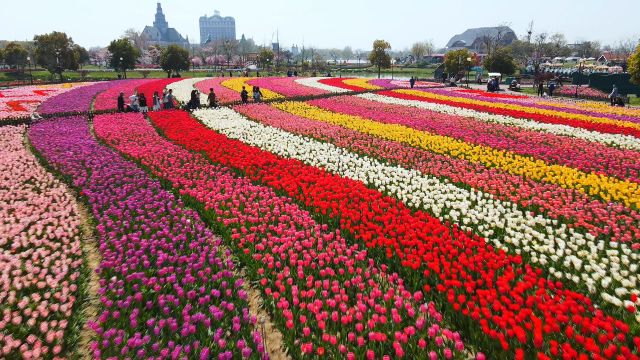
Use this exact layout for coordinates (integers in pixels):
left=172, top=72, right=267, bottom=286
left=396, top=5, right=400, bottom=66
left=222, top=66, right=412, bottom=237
left=75, top=204, right=101, bottom=360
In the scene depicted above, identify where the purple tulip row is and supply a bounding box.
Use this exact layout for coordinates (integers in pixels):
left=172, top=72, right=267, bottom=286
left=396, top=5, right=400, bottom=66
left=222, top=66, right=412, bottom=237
left=28, top=116, right=267, bottom=359
left=37, top=81, right=123, bottom=115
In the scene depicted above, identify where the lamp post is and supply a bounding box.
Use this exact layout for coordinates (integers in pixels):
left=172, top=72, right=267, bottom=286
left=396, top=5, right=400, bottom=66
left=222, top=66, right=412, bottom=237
left=26, top=56, right=33, bottom=85
left=120, top=57, right=125, bottom=79
left=55, top=49, right=61, bottom=82
left=466, top=56, right=472, bottom=88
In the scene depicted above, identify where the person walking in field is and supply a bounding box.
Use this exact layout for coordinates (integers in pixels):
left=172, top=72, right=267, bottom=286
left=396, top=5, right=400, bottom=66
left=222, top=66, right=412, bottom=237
left=409, top=77, right=416, bottom=88
left=152, top=91, right=161, bottom=111
left=240, top=86, right=249, bottom=104
left=609, top=84, right=619, bottom=106
left=117, top=92, right=125, bottom=112
left=252, top=86, right=263, bottom=102
left=207, top=88, right=217, bottom=108
left=139, top=93, right=148, bottom=113
left=537, top=82, right=544, bottom=97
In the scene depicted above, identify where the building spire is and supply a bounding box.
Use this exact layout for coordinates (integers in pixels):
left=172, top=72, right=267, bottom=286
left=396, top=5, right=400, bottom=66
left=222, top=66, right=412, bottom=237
left=154, top=2, right=169, bottom=34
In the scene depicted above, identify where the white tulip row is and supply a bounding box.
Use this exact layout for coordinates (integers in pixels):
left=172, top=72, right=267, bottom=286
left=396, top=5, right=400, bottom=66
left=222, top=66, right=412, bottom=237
left=358, top=93, right=640, bottom=152
left=295, top=77, right=350, bottom=93
left=193, top=107, right=640, bottom=319
left=166, top=78, right=207, bottom=104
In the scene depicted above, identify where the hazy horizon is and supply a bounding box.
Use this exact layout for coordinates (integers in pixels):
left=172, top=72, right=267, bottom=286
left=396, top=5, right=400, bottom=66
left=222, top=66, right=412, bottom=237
left=2, top=0, right=638, bottom=51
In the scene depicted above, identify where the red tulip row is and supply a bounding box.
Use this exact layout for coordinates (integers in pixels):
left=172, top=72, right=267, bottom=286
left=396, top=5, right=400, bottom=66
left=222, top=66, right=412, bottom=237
left=148, top=109, right=640, bottom=358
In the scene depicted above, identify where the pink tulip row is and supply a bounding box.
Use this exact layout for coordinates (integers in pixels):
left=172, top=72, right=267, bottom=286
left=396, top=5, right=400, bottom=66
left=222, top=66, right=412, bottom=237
left=93, top=79, right=154, bottom=111
left=29, top=116, right=266, bottom=359
left=235, top=103, right=640, bottom=244
left=94, top=111, right=471, bottom=360
left=247, top=77, right=328, bottom=97
left=194, top=78, right=244, bottom=104
left=308, top=96, right=640, bottom=183
left=0, top=125, right=84, bottom=359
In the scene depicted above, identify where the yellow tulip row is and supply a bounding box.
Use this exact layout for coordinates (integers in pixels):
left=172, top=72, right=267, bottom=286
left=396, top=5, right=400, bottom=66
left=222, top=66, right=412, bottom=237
left=221, top=77, right=284, bottom=100
left=395, top=89, right=640, bottom=131
left=343, top=78, right=383, bottom=90
left=273, top=101, right=640, bottom=209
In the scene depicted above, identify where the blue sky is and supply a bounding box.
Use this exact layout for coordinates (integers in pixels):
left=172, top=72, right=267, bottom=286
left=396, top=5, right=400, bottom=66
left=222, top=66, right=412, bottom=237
left=2, top=0, right=638, bottom=50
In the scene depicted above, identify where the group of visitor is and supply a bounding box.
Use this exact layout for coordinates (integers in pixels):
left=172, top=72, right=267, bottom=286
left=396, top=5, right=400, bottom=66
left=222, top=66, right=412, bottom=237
left=536, top=81, right=557, bottom=97
left=609, top=85, right=626, bottom=107
left=487, top=77, right=501, bottom=92
left=117, top=89, right=175, bottom=113
left=186, top=88, right=219, bottom=110
left=240, top=86, right=263, bottom=104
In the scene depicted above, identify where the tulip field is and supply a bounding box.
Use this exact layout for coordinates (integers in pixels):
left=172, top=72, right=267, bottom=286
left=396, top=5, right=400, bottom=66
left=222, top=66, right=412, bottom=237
left=1, top=77, right=640, bottom=359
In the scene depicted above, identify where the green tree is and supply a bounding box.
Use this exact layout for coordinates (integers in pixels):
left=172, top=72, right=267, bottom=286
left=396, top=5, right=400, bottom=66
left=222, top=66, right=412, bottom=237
left=483, top=48, right=517, bottom=75
left=369, top=39, right=391, bottom=78
left=108, top=38, right=140, bottom=79
left=257, top=48, right=274, bottom=69
left=73, top=44, right=90, bottom=68
left=444, top=49, right=473, bottom=76
left=160, top=45, right=190, bottom=78
left=33, top=31, right=79, bottom=82
left=3, top=42, right=29, bottom=69
left=629, top=45, right=640, bottom=85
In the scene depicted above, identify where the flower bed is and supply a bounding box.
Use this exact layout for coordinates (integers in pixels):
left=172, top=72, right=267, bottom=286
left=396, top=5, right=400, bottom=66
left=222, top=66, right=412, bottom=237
left=29, top=116, right=265, bottom=359
left=555, top=85, right=610, bottom=100
left=192, top=78, right=241, bottom=104
left=168, top=107, right=639, bottom=358
left=274, top=101, right=640, bottom=210
left=294, top=77, right=350, bottom=93
left=95, top=111, right=470, bottom=359
left=221, top=78, right=283, bottom=100
left=246, top=77, right=328, bottom=97
left=308, top=95, right=640, bottom=183
left=369, top=79, right=443, bottom=89
left=360, top=92, right=640, bottom=151
left=235, top=103, right=640, bottom=245
left=38, top=82, right=115, bottom=115
left=93, top=79, right=154, bottom=111
left=0, top=83, right=92, bottom=120
left=0, top=125, right=84, bottom=359
left=386, top=89, right=640, bottom=138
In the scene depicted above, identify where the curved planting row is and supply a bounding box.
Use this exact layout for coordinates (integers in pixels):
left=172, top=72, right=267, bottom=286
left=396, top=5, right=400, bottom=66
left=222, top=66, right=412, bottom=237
left=294, top=77, right=350, bottom=93
left=38, top=82, right=116, bottom=115
left=359, top=92, right=640, bottom=151
left=0, top=125, right=84, bottom=359
left=164, top=107, right=638, bottom=358
left=194, top=78, right=244, bottom=104
left=387, top=89, right=640, bottom=138
left=308, top=95, right=640, bottom=183
left=198, top=106, right=640, bottom=318
left=167, top=78, right=207, bottom=104
left=93, top=79, right=154, bottom=111
left=0, top=83, right=93, bottom=120
left=29, top=116, right=266, bottom=359
left=246, top=77, right=329, bottom=97
left=220, top=78, right=283, bottom=100
left=94, top=111, right=470, bottom=360
left=368, top=79, right=443, bottom=89
left=445, top=88, right=640, bottom=124
left=272, top=101, right=640, bottom=210
left=234, top=103, right=640, bottom=245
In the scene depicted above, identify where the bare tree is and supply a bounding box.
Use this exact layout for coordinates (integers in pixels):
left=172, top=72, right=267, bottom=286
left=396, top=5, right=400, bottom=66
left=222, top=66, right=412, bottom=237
left=342, top=46, right=353, bottom=62
left=123, top=28, right=147, bottom=50
left=411, top=42, right=428, bottom=63
left=479, top=25, right=510, bottom=56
